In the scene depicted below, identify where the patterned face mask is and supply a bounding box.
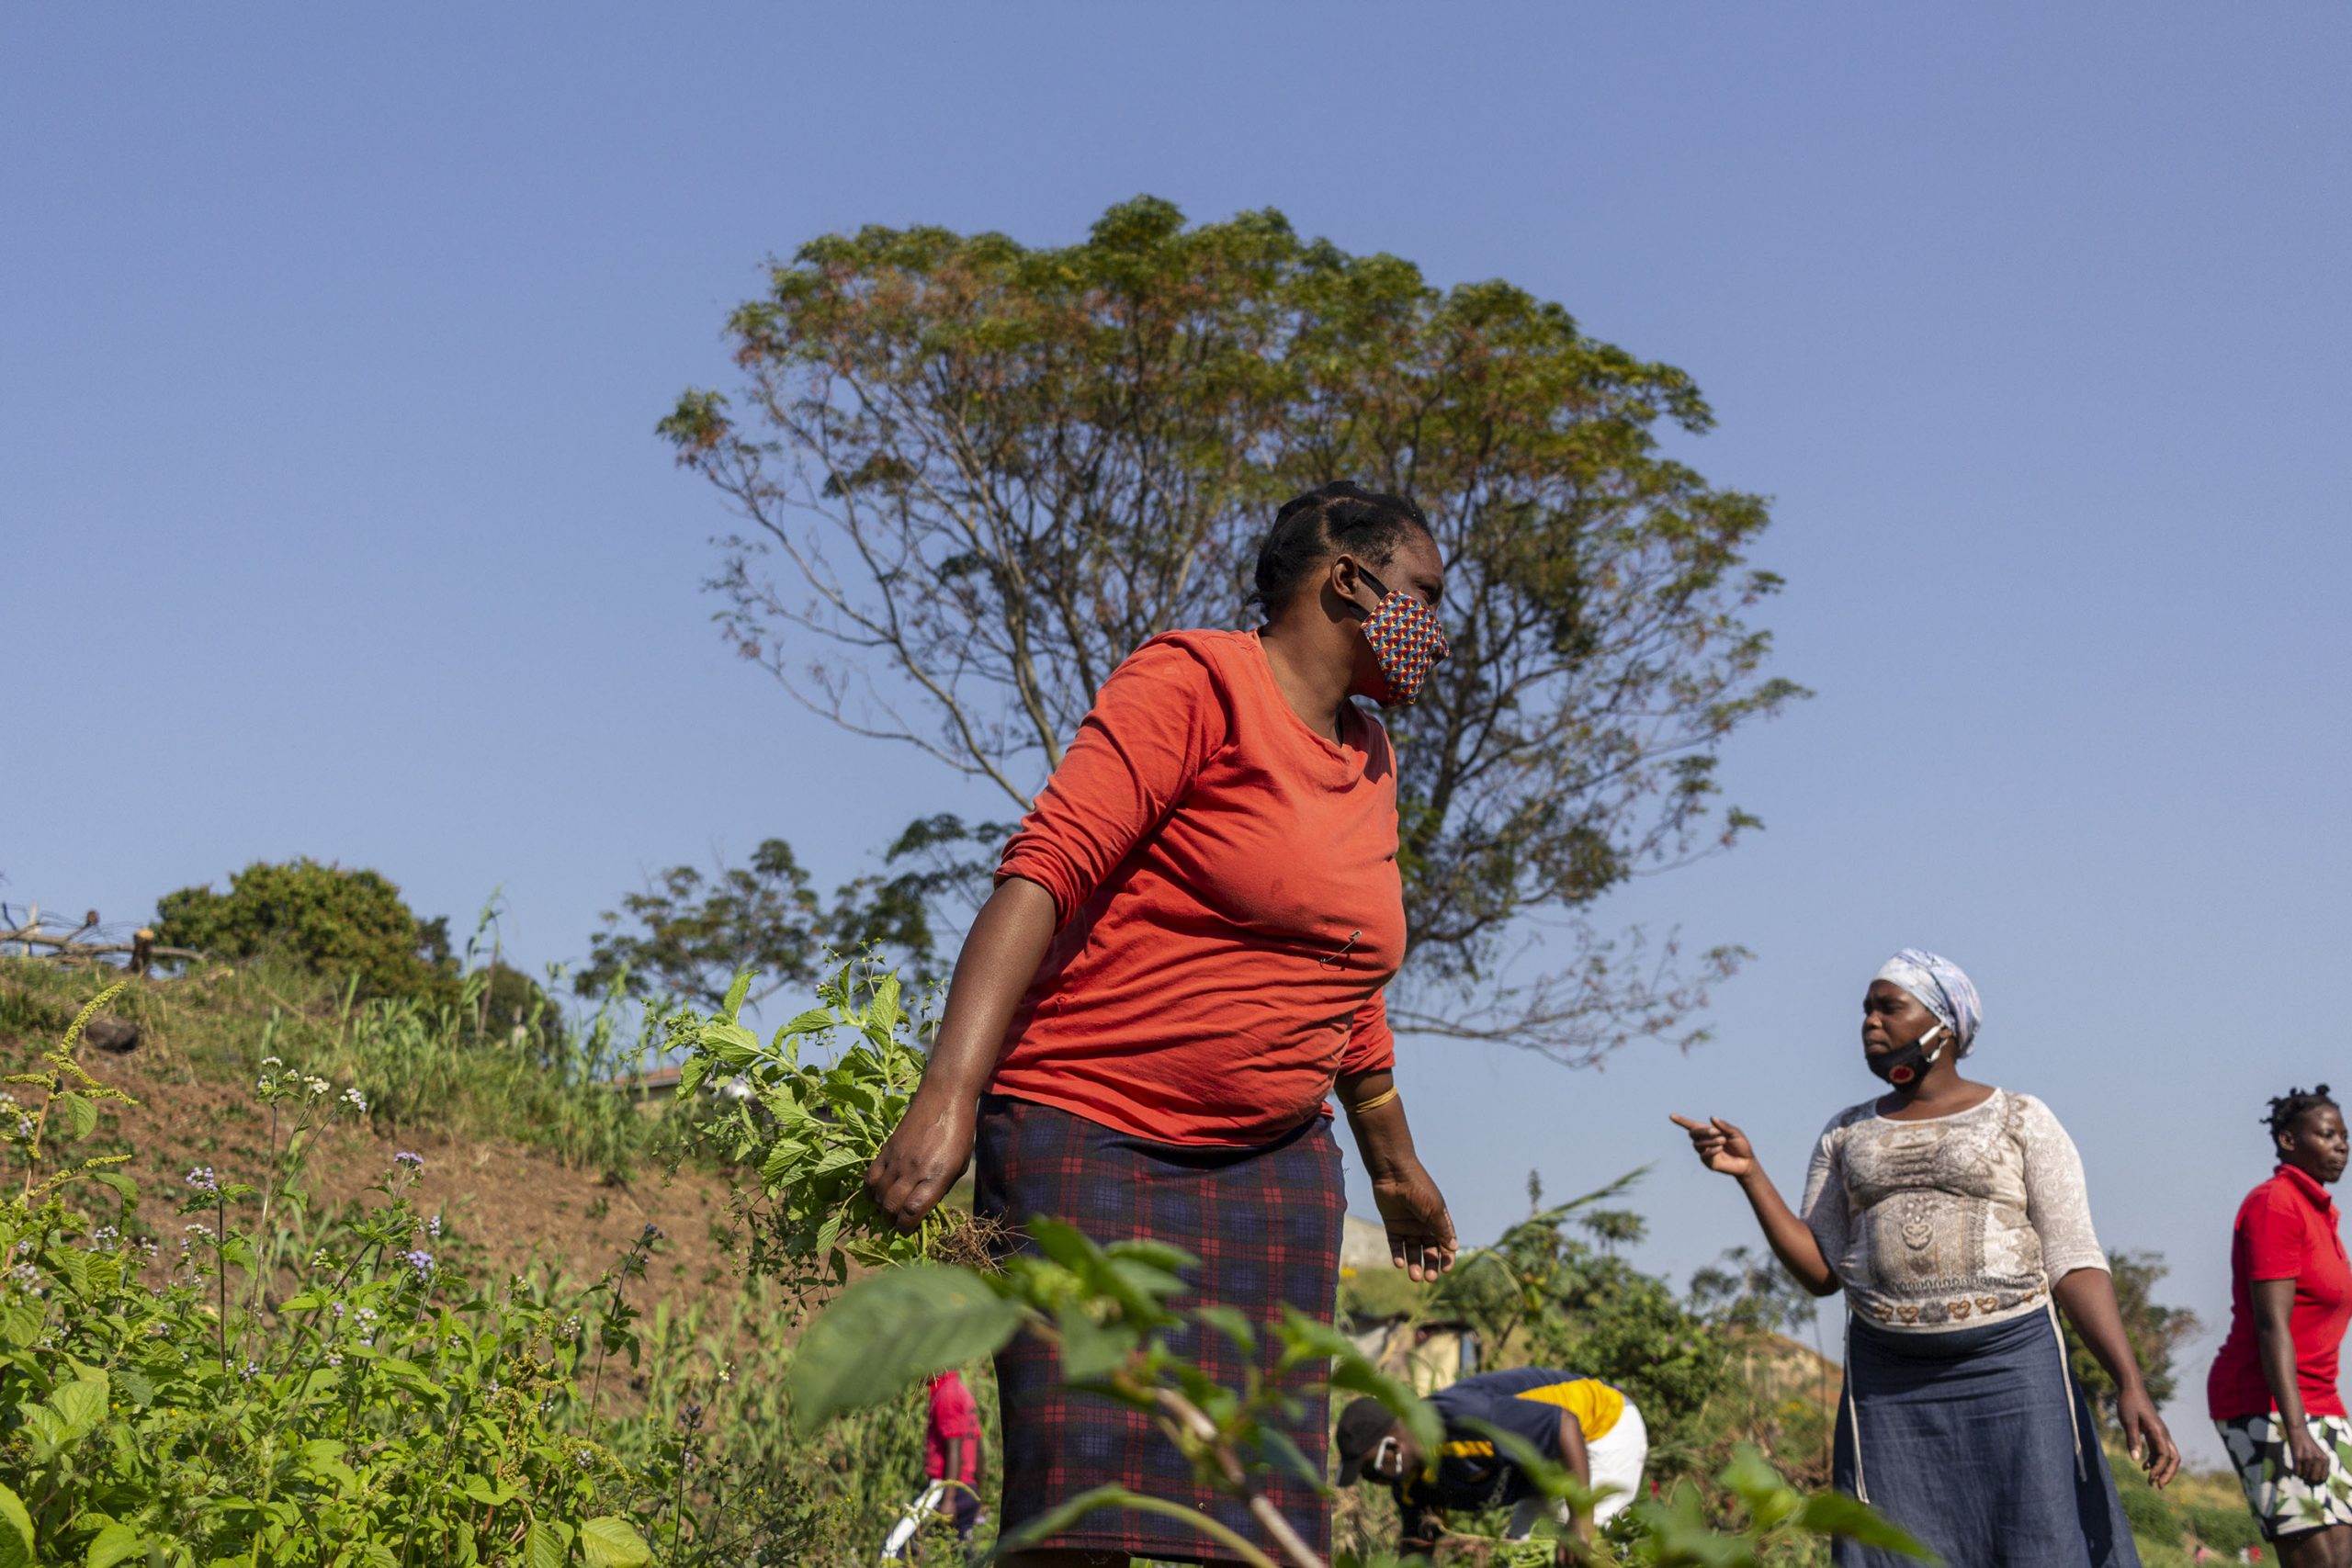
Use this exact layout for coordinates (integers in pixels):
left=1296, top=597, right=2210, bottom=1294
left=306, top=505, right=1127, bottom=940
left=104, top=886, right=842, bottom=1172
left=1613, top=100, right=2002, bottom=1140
left=1351, top=566, right=1449, bottom=708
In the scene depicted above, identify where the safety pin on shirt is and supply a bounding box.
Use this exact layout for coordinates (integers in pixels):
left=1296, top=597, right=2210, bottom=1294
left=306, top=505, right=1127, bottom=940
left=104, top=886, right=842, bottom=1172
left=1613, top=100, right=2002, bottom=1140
left=1320, top=930, right=1363, bottom=967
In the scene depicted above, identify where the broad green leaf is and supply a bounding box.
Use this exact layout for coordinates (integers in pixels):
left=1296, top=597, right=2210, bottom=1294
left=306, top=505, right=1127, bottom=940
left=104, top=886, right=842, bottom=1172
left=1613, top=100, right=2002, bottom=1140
left=48, top=1373, right=107, bottom=1440
left=1192, top=1303, right=1256, bottom=1353
left=807, top=1145, right=867, bottom=1179
left=43, top=1248, right=89, bottom=1299
left=1797, top=1490, right=1934, bottom=1556
left=1105, top=1237, right=1199, bottom=1275
left=0, top=1483, right=30, bottom=1568
left=813, top=1208, right=845, bottom=1261
left=1634, top=1495, right=1755, bottom=1568
left=110, top=1365, right=154, bottom=1406
left=524, top=1519, right=565, bottom=1568
left=869, top=972, right=902, bottom=1036
left=578, top=1517, right=651, bottom=1568
left=1720, top=1443, right=1799, bottom=1529
left=1102, top=1257, right=1189, bottom=1310
left=1053, top=1305, right=1136, bottom=1383
left=0, top=1303, right=38, bottom=1347
left=460, top=1472, right=516, bottom=1506
left=84, top=1522, right=140, bottom=1568
left=785, top=1265, right=1023, bottom=1431
left=89, top=1170, right=138, bottom=1211
left=697, top=1021, right=761, bottom=1066
left=776, top=1006, right=835, bottom=1041
left=1025, top=1218, right=1103, bottom=1274
left=54, top=1092, right=97, bottom=1142
left=719, top=968, right=754, bottom=1021
left=759, top=1138, right=811, bottom=1187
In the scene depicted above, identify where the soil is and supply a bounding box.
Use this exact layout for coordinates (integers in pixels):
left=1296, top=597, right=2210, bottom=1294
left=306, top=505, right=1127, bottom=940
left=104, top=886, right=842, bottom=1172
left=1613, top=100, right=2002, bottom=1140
left=21, top=1035, right=751, bottom=1312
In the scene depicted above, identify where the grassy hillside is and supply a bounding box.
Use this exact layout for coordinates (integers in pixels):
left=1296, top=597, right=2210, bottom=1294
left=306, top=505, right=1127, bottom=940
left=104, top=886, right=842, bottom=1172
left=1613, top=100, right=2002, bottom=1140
left=0, top=956, right=742, bottom=1304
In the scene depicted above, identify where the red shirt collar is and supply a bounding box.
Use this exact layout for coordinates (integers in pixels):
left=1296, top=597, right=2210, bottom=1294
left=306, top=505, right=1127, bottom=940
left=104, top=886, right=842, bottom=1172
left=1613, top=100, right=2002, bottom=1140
left=2276, top=1162, right=2339, bottom=1216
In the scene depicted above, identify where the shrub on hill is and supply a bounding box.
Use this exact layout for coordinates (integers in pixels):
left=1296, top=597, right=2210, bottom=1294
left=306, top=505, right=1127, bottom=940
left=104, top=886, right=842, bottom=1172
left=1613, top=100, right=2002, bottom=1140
left=155, top=858, right=458, bottom=1007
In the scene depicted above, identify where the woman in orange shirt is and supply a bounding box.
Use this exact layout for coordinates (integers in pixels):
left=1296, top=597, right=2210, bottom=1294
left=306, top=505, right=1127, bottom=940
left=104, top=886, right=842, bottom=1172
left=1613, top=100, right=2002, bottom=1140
left=866, top=482, right=1459, bottom=1567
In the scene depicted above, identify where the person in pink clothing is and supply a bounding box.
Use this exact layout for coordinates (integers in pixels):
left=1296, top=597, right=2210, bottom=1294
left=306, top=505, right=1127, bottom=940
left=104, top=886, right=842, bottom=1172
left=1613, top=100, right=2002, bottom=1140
left=925, top=1370, right=984, bottom=1549
left=882, top=1371, right=988, bottom=1561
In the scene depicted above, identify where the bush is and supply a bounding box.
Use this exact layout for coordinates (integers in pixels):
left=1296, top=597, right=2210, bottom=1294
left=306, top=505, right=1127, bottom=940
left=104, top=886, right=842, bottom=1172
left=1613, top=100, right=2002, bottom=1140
left=474, top=959, right=561, bottom=1046
left=2185, top=1501, right=2263, bottom=1553
left=155, top=858, right=458, bottom=1006
left=2112, top=1453, right=2182, bottom=1540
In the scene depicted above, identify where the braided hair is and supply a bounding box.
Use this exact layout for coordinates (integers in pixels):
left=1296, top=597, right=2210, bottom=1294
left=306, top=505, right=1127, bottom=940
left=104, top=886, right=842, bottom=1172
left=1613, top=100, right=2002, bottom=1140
left=1250, top=482, right=1432, bottom=613
left=2267, top=1084, right=2338, bottom=1144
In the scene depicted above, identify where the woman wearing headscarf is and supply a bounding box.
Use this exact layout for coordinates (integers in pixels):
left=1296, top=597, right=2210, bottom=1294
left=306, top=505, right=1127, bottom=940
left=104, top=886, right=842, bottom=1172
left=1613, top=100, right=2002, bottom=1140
left=2207, top=1086, right=2352, bottom=1562
left=864, top=482, right=1459, bottom=1567
left=1672, top=949, right=2179, bottom=1566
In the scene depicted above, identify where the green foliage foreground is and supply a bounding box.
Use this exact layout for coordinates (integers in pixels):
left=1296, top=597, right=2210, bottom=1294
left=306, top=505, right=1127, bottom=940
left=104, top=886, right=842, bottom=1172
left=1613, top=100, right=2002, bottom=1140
left=0, top=980, right=958, bottom=1567
left=671, top=963, right=1929, bottom=1568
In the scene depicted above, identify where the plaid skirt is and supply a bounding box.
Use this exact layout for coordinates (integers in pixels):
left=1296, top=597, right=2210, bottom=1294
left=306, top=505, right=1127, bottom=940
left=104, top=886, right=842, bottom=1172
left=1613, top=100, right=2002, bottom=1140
left=975, top=1093, right=1346, bottom=1563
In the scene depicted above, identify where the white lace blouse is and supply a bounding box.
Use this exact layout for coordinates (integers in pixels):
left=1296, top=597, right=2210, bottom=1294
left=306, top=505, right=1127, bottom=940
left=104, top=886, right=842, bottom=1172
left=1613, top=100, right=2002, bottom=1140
left=1800, top=1088, right=2109, bottom=1333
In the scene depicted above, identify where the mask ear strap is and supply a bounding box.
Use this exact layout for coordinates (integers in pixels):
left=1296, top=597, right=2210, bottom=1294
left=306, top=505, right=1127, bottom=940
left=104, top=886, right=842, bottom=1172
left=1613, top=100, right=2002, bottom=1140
left=1347, top=559, right=1393, bottom=610
left=1918, top=1023, right=1949, bottom=1066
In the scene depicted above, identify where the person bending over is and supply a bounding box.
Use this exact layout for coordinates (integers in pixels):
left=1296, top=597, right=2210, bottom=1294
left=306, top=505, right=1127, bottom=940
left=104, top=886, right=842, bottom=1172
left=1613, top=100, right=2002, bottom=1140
left=1335, top=1369, right=1648, bottom=1552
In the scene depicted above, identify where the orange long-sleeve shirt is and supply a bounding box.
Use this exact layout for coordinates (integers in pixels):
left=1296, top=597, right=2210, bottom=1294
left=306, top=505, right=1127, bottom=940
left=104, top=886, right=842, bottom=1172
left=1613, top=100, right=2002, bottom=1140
left=990, top=628, right=1405, bottom=1145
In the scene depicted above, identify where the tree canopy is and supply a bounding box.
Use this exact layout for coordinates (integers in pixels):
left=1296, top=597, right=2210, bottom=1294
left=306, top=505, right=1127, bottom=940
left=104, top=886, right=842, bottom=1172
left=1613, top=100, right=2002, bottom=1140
left=662, top=197, right=1802, bottom=1062
left=577, top=837, right=937, bottom=1009
left=155, top=858, right=456, bottom=1006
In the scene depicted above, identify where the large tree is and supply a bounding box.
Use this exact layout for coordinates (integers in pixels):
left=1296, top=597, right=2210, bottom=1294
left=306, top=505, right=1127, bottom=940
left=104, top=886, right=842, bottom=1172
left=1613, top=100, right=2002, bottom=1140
left=662, top=197, right=1801, bottom=1064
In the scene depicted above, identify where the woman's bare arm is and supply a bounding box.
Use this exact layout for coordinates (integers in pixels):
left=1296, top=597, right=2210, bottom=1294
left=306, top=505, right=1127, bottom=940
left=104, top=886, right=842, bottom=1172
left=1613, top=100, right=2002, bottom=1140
left=2052, top=1268, right=2181, bottom=1487
left=1340, top=1068, right=1456, bottom=1281
left=1668, top=1115, right=1839, bottom=1296
left=865, top=876, right=1057, bottom=1230
left=2252, top=1278, right=2330, bottom=1483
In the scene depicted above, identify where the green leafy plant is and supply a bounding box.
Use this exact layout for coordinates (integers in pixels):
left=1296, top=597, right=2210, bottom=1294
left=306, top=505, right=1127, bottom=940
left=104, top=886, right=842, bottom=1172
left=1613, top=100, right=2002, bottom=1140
left=0, top=988, right=792, bottom=1566
left=778, top=1180, right=1919, bottom=1568
left=2, top=981, right=137, bottom=1208
left=673, top=957, right=994, bottom=1297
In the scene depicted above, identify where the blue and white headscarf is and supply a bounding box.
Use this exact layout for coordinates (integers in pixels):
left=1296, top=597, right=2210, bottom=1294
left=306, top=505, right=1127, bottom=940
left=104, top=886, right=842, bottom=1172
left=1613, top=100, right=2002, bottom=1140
left=1874, top=948, right=1983, bottom=1054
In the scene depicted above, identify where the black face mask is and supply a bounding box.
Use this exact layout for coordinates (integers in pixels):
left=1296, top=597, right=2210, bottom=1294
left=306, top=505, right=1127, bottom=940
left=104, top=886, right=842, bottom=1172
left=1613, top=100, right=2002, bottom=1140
left=1869, top=1023, right=1949, bottom=1089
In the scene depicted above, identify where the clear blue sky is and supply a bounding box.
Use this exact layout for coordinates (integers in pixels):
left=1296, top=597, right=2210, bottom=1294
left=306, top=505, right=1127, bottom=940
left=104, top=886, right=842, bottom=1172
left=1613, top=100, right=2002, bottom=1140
left=7, top=6, right=2348, bottom=1461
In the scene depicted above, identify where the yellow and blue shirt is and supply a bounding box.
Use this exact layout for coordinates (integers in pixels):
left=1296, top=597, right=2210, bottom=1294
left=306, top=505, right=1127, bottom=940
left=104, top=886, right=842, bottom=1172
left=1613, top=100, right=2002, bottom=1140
left=1397, top=1369, right=1627, bottom=1519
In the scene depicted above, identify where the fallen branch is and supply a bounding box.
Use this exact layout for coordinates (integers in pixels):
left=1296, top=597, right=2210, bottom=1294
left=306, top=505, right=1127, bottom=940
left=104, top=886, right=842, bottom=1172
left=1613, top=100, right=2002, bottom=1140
left=0, top=924, right=204, bottom=971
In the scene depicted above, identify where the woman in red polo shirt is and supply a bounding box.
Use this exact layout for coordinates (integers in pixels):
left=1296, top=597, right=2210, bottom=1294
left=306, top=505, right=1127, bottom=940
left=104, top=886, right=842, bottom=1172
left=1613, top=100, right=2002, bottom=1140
left=2210, top=1085, right=2352, bottom=1560
left=865, top=482, right=1459, bottom=1568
